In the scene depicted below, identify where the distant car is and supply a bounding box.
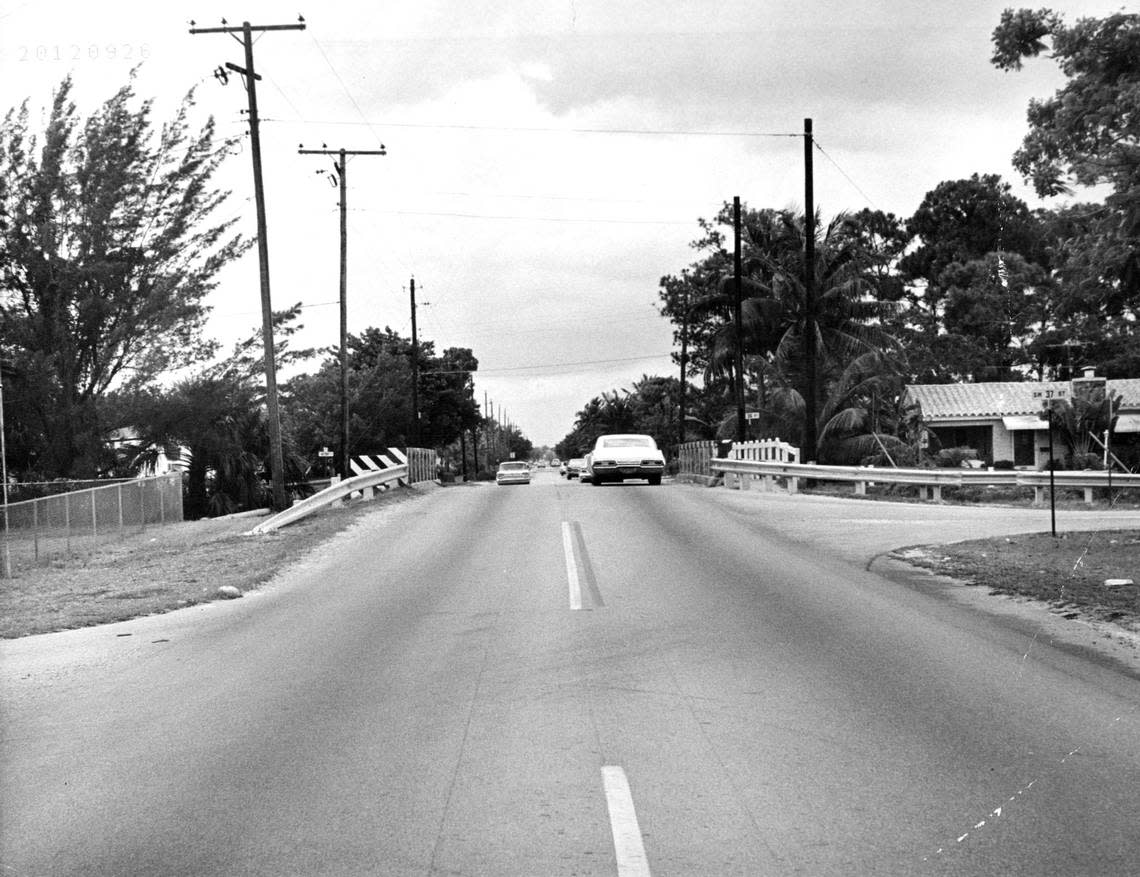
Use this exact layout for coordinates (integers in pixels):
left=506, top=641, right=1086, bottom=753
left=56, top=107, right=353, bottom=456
left=579, top=461, right=592, bottom=484
left=566, top=457, right=586, bottom=479
left=559, top=461, right=568, bottom=477
left=586, top=434, right=666, bottom=485
left=495, top=461, right=532, bottom=485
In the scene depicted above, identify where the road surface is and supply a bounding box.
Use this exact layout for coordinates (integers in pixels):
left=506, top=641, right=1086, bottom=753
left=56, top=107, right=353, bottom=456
left=3, top=473, right=1139, bottom=875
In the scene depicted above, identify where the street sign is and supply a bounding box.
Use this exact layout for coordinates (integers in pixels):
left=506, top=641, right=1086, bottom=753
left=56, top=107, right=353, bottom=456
left=745, top=412, right=760, bottom=421
left=318, top=446, right=334, bottom=458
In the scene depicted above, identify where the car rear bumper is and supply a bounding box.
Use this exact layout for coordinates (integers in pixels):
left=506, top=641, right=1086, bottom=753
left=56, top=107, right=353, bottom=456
left=589, top=462, right=665, bottom=480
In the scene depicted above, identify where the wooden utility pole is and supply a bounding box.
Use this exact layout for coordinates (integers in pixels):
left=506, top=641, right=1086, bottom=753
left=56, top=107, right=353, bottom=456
left=0, top=365, right=10, bottom=579
left=733, top=196, right=746, bottom=444
left=298, top=145, right=386, bottom=479
left=409, top=276, right=420, bottom=446
left=678, top=279, right=689, bottom=447
left=190, top=18, right=305, bottom=510
left=803, top=118, right=818, bottom=463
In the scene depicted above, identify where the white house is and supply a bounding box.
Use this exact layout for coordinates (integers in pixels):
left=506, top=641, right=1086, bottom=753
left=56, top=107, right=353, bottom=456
left=904, top=370, right=1140, bottom=468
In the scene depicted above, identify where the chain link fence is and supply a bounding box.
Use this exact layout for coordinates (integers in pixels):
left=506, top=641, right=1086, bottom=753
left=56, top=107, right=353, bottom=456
left=1, top=474, right=184, bottom=573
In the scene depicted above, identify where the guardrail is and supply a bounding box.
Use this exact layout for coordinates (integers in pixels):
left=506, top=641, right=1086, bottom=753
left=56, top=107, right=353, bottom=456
left=246, top=464, right=407, bottom=534
left=710, top=458, right=1140, bottom=504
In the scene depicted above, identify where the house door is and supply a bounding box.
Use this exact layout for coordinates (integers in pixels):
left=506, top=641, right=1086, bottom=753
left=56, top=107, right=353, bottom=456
left=1013, top=430, right=1036, bottom=467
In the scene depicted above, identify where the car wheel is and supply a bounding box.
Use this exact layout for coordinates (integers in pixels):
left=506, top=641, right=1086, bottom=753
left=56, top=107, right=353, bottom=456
left=591, top=476, right=603, bottom=486
left=648, top=475, right=661, bottom=486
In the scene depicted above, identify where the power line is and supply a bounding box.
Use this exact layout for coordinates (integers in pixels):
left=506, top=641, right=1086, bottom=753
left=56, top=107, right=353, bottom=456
left=308, top=35, right=388, bottom=151
left=354, top=208, right=694, bottom=226
left=813, top=139, right=881, bottom=212
left=425, top=352, right=674, bottom=375
left=262, top=117, right=801, bottom=139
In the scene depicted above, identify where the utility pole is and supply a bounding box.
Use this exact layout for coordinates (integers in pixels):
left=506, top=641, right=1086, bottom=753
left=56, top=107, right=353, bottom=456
left=803, top=117, right=818, bottom=463
left=409, top=276, right=420, bottom=447
left=298, top=145, right=386, bottom=480
left=0, top=365, right=10, bottom=579
left=678, top=279, right=689, bottom=447
left=190, top=17, right=305, bottom=511
left=733, top=196, right=746, bottom=444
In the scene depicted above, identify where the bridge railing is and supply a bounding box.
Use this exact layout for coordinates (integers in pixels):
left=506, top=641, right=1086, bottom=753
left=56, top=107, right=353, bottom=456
left=710, top=456, right=1140, bottom=504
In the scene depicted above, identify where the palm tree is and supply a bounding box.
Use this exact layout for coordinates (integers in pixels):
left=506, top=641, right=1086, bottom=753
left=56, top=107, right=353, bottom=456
left=693, top=209, right=900, bottom=455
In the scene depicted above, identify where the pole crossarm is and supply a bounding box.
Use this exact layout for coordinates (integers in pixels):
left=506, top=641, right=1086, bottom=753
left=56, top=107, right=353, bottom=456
left=298, top=148, right=388, bottom=157
left=189, top=23, right=307, bottom=35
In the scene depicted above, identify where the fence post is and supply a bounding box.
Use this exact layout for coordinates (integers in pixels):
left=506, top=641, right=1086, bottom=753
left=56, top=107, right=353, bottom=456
left=91, top=489, right=98, bottom=538
left=139, top=479, right=146, bottom=532
left=33, top=499, right=39, bottom=561
left=159, top=476, right=166, bottom=524
left=118, top=483, right=124, bottom=539
left=65, top=493, right=71, bottom=556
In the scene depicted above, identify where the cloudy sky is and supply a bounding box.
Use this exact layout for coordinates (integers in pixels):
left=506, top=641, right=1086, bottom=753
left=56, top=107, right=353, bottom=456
left=0, top=1, right=1123, bottom=446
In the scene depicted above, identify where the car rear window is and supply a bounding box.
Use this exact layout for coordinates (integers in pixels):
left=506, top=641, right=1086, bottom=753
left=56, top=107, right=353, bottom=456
left=601, top=437, right=653, bottom=448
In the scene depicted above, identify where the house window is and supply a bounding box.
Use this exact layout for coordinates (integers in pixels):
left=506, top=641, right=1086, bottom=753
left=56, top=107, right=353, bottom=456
left=1013, top=431, right=1036, bottom=467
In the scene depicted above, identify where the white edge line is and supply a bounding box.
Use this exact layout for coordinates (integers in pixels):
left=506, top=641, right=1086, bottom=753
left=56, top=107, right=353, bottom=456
left=602, top=766, right=652, bottom=877
left=562, top=521, right=583, bottom=611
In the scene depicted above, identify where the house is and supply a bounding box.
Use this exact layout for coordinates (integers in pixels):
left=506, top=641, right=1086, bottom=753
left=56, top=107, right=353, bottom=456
left=904, top=370, right=1140, bottom=468
left=106, top=427, right=191, bottom=476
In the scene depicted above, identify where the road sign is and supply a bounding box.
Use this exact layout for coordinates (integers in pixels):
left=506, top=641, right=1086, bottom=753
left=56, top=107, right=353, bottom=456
left=318, top=447, right=334, bottom=458
left=745, top=412, right=760, bottom=421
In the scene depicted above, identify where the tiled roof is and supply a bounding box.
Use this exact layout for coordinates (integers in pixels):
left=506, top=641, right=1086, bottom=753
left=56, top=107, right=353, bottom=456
left=905, top=379, right=1140, bottom=420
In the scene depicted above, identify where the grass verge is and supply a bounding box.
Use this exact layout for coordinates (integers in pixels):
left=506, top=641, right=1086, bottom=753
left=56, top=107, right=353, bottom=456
left=0, top=489, right=419, bottom=638
left=894, top=529, right=1140, bottom=630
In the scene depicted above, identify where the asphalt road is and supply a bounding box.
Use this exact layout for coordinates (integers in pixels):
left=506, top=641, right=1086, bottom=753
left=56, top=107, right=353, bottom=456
left=3, top=474, right=1140, bottom=875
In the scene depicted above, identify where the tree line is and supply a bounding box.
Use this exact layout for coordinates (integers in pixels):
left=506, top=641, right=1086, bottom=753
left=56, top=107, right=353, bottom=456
left=557, top=8, right=1140, bottom=467
left=0, top=75, right=503, bottom=515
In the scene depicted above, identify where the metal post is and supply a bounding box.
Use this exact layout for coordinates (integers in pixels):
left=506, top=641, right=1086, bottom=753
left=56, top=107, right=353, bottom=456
left=1046, top=405, right=1056, bottom=537
left=91, top=489, right=97, bottom=538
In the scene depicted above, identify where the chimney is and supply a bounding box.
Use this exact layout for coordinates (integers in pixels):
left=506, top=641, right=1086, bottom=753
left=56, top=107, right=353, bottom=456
left=1071, top=365, right=1106, bottom=401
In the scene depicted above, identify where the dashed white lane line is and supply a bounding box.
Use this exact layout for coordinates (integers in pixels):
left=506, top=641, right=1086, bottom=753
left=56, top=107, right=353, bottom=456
left=562, top=521, right=582, bottom=611
left=602, top=766, right=652, bottom=877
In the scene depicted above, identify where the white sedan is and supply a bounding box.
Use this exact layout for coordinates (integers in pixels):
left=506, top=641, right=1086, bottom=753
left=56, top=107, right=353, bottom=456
left=495, top=461, right=531, bottom=485
left=586, top=434, right=666, bottom=485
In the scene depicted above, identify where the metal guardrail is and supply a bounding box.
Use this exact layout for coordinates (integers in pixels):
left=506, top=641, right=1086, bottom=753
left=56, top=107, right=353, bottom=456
left=246, top=464, right=408, bottom=534
left=710, top=459, right=1140, bottom=503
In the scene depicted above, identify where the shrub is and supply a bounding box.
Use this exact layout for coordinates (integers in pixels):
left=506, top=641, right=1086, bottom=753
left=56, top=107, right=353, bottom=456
left=1071, top=452, right=1104, bottom=471
left=934, top=446, right=978, bottom=468
left=992, top=459, right=1015, bottom=470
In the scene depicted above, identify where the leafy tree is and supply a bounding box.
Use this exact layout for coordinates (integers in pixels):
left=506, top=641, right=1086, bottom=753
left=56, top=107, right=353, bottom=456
left=897, top=175, right=1051, bottom=382
left=992, top=8, right=1140, bottom=348
left=0, top=75, right=250, bottom=478
left=287, top=327, right=480, bottom=466
left=0, top=75, right=249, bottom=478
left=112, top=307, right=312, bottom=517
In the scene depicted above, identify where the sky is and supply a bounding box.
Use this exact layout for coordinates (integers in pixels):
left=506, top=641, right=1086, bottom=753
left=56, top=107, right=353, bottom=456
left=0, top=0, right=1127, bottom=447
